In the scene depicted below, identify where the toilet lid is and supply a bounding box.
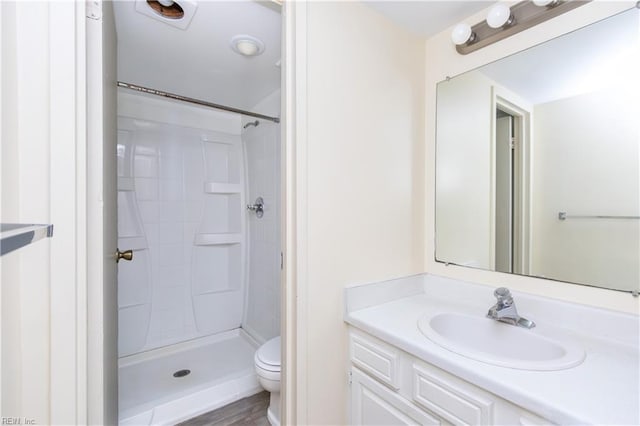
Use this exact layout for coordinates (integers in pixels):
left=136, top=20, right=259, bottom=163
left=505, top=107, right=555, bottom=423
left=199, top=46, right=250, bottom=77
left=256, top=336, right=281, bottom=367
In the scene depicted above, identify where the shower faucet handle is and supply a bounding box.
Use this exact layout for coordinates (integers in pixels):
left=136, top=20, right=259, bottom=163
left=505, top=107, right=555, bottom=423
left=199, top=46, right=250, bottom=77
left=247, top=196, right=264, bottom=219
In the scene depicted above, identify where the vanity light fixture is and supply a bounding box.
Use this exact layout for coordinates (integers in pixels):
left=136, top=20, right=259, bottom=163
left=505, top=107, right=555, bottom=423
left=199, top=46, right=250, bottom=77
left=451, top=0, right=588, bottom=55
left=532, top=0, right=559, bottom=6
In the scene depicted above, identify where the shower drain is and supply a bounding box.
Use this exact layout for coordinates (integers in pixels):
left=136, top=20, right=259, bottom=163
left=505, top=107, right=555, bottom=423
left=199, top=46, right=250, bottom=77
left=173, top=369, right=191, bottom=378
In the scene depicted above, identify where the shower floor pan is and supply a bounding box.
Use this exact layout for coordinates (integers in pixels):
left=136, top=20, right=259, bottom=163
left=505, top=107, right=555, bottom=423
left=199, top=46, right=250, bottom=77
left=119, top=329, right=262, bottom=425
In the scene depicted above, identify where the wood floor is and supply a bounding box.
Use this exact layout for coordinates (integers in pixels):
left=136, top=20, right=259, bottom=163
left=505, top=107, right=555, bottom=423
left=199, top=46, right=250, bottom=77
left=178, top=391, right=270, bottom=426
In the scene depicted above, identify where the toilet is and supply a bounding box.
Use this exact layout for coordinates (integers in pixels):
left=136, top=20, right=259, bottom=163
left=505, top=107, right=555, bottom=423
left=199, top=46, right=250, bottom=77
left=254, top=336, right=281, bottom=426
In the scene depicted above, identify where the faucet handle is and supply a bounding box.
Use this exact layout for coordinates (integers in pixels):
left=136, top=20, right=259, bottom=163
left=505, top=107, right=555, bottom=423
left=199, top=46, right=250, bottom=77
left=494, top=287, right=513, bottom=305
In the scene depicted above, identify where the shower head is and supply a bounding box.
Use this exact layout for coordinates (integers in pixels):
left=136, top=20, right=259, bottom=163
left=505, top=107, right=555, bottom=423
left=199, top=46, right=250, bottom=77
left=243, top=120, right=260, bottom=129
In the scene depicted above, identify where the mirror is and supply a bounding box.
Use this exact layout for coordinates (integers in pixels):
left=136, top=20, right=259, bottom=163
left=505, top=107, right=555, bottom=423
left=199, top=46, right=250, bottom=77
left=435, top=8, right=639, bottom=293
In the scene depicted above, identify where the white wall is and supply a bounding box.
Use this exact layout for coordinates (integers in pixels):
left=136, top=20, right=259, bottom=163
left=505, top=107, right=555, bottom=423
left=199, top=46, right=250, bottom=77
left=531, top=88, right=639, bottom=291
left=247, top=88, right=281, bottom=119
left=0, top=1, right=23, bottom=417
left=242, top=90, right=281, bottom=343
left=294, top=2, right=425, bottom=424
left=0, top=1, right=88, bottom=423
left=425, top=1, right=639, bottom=313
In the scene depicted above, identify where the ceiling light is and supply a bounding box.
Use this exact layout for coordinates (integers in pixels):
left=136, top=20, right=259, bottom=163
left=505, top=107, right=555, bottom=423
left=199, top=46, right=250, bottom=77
left=230, top=35, right=265, bottom=57
left=157, top=0, right=174, bottom=6
left=451, top=23, right=476, bottom=46
left=237, top=40, right=259, bottom=56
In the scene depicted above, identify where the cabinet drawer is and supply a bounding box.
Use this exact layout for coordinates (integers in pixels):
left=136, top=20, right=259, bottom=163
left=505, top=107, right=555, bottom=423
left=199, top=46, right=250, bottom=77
left=412, top=364, right=493, bottom=425
left=351, top=368, right=441, bottom=426
left=350, top=333, right=401, bottom=390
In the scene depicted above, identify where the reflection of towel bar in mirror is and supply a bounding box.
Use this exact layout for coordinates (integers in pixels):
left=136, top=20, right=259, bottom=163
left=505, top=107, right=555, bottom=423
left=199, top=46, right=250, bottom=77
left=558, top=212, right=640, bottom=221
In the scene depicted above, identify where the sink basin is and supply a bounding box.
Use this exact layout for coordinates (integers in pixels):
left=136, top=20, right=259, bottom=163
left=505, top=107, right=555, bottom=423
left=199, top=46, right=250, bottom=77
left=417, top=312, right=585, bottom=371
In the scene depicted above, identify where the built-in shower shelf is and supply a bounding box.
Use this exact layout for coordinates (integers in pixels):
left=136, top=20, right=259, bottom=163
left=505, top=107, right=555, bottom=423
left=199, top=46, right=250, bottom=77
left=201, top=135, right=240, bottom=145
left=118, top=177, right=135, bottom=191
left=118, top=236, right=148, bottom=250
left=1, top=223, right=54, bottom=256
left=204, top=182, right=242, bottom=194
left=194, top=233, right=242, bottom=246
left=195, top=288, right=237, bottom=296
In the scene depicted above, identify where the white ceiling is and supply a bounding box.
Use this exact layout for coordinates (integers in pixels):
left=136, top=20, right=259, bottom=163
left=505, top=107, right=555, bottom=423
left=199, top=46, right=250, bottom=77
left=364, top=1, right=493, bottom=38
left=479, top=8, right=638, bottom=105
left=114, top=0, right=282, bottom=112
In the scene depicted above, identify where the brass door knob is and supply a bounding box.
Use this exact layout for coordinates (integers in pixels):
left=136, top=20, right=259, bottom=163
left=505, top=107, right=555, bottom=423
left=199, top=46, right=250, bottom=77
left=116, top=249, right=133, bottom=263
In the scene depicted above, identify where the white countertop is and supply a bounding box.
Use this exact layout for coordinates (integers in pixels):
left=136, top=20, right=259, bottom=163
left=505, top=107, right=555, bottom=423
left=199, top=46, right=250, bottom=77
left=344, top=274, right=640, bottom=425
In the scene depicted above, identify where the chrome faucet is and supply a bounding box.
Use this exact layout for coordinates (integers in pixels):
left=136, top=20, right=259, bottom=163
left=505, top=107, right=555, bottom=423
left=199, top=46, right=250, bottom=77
left=487, top=287, right=535, bottom=329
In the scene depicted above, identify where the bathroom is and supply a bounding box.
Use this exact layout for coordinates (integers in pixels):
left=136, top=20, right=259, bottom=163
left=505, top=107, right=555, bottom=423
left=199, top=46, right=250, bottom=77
left=0, top=1, right=638, bottom=425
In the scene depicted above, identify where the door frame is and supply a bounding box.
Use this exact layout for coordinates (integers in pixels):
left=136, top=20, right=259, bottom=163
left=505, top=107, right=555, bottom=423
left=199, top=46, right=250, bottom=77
left=282, top=1, right=306, bottom=424
left=494, top=113, right=514, bottom=273
left=490, top=86, right=533, bottom=275
left=86, top=0, right=118, bottom=424
left=81, top=1, right=306, bottom=424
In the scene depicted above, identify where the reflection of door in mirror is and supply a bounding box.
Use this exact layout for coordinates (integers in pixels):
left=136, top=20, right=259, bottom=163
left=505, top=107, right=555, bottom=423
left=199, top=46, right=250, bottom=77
left=492, top=94, right=530, bottom=277
left=495, top=112, right=513, bottom=274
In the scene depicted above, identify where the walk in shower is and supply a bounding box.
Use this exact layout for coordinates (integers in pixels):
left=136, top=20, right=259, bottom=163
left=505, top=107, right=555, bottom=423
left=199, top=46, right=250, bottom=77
left=113, top=0, right=281, bottom=425
left=113, top=1, right=282, bottom=422
left=116, top=88, right=280, bottom=424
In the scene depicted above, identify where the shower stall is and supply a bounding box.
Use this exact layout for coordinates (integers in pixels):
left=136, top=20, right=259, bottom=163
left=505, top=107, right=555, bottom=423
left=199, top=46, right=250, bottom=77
left=115, top=87, right=281, bottom=425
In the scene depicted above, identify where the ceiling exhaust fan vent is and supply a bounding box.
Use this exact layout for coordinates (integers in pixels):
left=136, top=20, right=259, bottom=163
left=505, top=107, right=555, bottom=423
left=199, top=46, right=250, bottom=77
left=146, top=0, right=184, bottom=20
left=135, top=0, right=198, bottom=30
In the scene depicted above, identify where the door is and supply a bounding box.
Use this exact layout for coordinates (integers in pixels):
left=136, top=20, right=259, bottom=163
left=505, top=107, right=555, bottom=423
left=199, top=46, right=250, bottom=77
left=495, top=114, right=513, bottom=273
left=87, top=1, right=118, bottom=424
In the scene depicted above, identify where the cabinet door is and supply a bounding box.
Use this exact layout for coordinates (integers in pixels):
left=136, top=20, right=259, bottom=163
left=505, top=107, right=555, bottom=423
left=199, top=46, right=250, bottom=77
left=351, top=368, right=441, bottom=426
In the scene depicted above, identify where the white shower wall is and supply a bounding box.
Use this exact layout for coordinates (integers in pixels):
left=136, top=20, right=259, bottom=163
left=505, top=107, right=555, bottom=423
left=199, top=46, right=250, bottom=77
left=117, top=90, right=247, bottom=357
left=242, top=90, right=282, bottom=342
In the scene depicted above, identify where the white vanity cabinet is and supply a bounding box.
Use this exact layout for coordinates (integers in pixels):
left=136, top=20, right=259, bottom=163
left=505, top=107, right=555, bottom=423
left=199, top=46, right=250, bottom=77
left=348, top=329, right=554, bottom=426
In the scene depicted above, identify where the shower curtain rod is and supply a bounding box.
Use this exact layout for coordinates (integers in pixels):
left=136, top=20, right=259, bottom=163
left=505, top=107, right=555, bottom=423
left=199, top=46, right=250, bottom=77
left=117, top=82, right=280, bottom=124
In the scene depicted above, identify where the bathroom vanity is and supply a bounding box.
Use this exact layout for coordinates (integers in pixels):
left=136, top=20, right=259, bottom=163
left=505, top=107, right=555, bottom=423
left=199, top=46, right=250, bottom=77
left=344, top=274, right=639, bottom=425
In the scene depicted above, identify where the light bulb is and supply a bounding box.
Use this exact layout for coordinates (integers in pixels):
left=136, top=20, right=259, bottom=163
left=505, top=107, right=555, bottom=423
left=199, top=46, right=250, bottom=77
left=533, top=0, right=556, bottom=6
left=236, top=40, right=259, bottom=56
left=230, top=35, right=265, bottom=57
left=451, top=23, right=474, bottom=46
left=486, top=3, right=513, bottom=29
left=157, top=0, right=174, bottom=6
